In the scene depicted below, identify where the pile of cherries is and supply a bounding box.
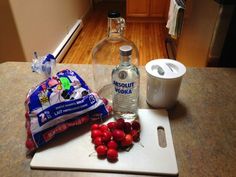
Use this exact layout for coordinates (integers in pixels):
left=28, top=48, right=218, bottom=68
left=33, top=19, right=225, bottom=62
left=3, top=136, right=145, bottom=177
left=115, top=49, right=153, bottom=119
left=90, top=118, right=141, bottom=162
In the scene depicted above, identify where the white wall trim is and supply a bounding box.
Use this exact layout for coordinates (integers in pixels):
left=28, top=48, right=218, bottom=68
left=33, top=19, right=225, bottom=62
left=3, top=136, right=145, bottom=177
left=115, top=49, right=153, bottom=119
left=53, top=19, right=83, bottom=62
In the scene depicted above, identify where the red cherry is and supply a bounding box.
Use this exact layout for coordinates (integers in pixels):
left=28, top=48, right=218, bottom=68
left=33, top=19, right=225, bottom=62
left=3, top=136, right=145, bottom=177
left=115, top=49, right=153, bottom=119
left=121, top=134, right=133, bottom=147
left=112, top=129, right=125, bottom=141
left=96, top=145, right=108, bottom=156
left=100, top=125, right=109, bottom=132
left=131, top=129, right=140, bottom=142
left=116, top=118, right=125, bottom=130
left=26, top=127, right=32, bottom=136
left=107, top=148, right=118, bottom=161
left=25, top=112, right=30, bottom=120
left=131, top=121, right=141, bottom=130
left=107, top=122, right=118, bottom=131
left=91, top=124, right=100, bottom=130
left=124, top=122, right=132, bottom=133
left=93, top=136, right=103, bottom=146
left=116, top=118, right=125, bottom=123
left=25, top=138, right=36, bottom=150
left=101, top=98, right=108, bottom=105
left=116, top=122, right=125, bottom=130
left=102, top=130, right=112, bottom=142
left=91, top=129, right=102, bottom=139
left=107, top=140, right=118, bottom=150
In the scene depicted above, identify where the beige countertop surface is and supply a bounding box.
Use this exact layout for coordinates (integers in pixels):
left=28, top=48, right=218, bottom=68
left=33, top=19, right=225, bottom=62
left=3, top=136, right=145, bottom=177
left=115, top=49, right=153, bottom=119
left=0, top=62, right=236, bottom=177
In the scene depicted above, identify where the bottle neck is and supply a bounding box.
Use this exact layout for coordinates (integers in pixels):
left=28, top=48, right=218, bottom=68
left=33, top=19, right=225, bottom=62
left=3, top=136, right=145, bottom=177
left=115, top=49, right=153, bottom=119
left=120, top=55, right=131, bottom=66
left=107, top=17, right=124, bottom=38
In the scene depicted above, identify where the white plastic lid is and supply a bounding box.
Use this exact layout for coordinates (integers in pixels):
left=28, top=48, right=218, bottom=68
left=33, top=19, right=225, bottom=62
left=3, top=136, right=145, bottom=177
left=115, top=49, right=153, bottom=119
left=145, top=59, right=186, bottom=79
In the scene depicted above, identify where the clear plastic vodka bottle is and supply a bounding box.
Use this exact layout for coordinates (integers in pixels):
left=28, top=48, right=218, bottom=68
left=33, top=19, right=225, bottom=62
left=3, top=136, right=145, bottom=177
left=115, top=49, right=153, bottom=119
left=112, top=45, right=140, bottom=121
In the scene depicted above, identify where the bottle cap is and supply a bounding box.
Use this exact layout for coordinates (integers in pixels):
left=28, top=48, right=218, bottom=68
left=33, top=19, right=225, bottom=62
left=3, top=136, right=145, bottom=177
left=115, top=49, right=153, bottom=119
left=108, top=11, right=121, bottom=18
left=120, top=45, right=132, bottom=56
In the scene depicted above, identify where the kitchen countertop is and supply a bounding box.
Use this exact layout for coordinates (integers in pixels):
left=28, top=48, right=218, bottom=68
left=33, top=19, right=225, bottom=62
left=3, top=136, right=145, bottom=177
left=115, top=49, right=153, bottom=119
left=0, top=62, right=235, bottom=177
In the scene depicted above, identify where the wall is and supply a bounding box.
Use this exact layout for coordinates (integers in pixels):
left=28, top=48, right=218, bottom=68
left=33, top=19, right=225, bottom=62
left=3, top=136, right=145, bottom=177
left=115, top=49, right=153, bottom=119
left=208, top=4, right=234, bottom=66
left=0, top=0, right=91, bottom=62
left=0, top=0, right=25, bottom=62
left=176, top=0, right=220, bottom=67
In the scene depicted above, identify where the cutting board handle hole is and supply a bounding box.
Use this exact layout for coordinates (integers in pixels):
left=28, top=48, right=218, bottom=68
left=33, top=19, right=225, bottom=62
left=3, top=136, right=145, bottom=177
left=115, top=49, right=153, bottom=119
left=157, top=126, right=167, bottom=148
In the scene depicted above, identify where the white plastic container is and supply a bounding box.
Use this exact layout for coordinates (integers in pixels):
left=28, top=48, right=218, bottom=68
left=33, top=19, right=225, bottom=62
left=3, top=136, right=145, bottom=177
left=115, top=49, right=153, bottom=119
left=145, top=59, right=186, bottom=108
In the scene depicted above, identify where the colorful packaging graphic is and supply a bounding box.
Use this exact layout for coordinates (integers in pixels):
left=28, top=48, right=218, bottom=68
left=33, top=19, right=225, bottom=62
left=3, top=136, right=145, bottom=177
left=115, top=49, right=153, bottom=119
left=25, top=69, right=112, bottom=153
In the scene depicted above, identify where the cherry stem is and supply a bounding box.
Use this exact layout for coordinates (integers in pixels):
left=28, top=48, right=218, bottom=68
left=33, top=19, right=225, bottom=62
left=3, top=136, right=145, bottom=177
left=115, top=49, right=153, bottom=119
left=138, top=141, right=144, bottom=148
left=125, top=144, right=134, bottom=152
left=88, top=151, right=96, bottom=157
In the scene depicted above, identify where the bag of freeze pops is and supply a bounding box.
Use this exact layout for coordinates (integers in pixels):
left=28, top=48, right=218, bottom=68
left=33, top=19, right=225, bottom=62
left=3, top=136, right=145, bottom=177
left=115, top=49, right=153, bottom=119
left=25, top=69, right=112, bottom=153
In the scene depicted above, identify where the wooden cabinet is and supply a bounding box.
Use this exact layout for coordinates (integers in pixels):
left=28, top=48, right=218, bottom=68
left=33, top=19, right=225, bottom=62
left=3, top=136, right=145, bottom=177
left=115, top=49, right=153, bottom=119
left=126, top=0, right=170, bottom=22
left=149, top=0, right=167, bottom=17
left=126, top=0, right=149, bottom=17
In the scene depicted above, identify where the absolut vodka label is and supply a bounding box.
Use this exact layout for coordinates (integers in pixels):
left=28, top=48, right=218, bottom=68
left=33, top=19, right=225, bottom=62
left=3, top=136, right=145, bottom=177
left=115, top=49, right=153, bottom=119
left=113, top=80, right=134, bottom=94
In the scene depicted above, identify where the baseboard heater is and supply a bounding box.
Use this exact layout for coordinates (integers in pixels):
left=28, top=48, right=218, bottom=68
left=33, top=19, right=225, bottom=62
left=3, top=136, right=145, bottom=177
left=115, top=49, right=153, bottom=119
left=53, top=19, right=83, bottom=62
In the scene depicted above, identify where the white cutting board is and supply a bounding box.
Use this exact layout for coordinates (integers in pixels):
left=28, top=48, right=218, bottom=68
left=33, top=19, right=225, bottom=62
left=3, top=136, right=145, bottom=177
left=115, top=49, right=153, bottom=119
left=30, top=109, right=178, bottom=175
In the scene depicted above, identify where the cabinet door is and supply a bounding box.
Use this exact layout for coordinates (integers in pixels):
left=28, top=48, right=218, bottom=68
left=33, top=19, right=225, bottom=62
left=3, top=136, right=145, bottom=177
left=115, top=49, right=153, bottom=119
left=126, top=0, right=149, bottom=17
left=149, top=0, right=169, bottom=17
